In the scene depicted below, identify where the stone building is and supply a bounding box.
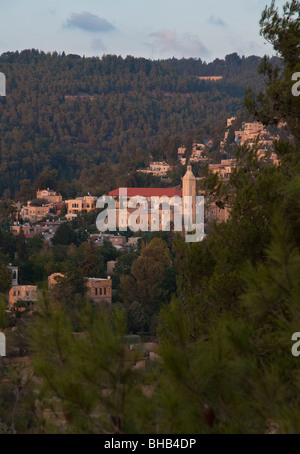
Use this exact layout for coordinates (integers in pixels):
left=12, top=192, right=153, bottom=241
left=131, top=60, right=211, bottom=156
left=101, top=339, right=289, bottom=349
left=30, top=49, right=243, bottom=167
left=10, top=223, right=42, bottom=238
left=102, top=235, right=126, bottom=246
left=48, top=273, right=112, bottom=305
left=36, top=189, right=63, bottom=203
left=108, top=187, right=183, bottom=232
left=208, top=160, right=236, bottom=180
left=20, top=203, right=51, bottom=223
left=65, top=195, right=97, bottom=218
left=86, top=277, right=112, bottom=305
left=106, top=165, right=199, bottom=235
left=48, top=273, right=65, bottom=288
left=7, top=264, right=38, bottom=311
left=8, top=285, right=38, bottom=310
left=7, top=264, right=18, bottom=286
left=205, top=202, right=231, bottom=223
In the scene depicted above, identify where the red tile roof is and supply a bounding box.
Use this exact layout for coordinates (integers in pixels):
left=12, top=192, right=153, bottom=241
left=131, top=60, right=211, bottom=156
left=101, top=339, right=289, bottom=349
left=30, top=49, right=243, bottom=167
left=109, top=188, right=182, bottom=198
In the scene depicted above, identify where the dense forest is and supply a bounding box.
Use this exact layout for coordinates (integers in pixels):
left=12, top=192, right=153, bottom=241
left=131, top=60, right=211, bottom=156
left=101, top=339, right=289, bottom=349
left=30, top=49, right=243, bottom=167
left=0, top=50, right=279, bottom=198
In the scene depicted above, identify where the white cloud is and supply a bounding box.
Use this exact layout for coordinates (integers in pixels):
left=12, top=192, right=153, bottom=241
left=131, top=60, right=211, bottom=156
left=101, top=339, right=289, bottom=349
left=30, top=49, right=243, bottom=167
left=65, top=12, right=115, bottom=33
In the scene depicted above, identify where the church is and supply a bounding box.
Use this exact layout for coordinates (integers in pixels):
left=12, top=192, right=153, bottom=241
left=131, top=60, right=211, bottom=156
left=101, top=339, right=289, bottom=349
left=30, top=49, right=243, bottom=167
left=102, top=164, right=200, bottom=238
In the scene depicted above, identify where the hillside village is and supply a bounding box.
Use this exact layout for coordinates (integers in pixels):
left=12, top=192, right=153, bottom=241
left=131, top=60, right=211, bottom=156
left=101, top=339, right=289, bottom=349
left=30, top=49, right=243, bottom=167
left=1, top=116, right=286, bottom=317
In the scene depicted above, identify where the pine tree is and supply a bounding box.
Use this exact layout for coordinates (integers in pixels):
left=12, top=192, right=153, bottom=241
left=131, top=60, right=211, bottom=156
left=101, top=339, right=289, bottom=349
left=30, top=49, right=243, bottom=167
left=244, top=0, right=300, bottom=141
left=81, top=239, right=98, bottom=277
left=30, top=296, right=155, bottom=433
left=0, top=264, right=11, bottom=295
left=155, top=0, right=300, bottom=434
left=17, top=227, right=27, bottom=261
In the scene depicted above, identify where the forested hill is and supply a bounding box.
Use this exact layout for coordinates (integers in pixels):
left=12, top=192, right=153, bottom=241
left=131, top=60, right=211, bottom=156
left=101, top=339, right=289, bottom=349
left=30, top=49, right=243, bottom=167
left=0, top=50, right=279, bottom=199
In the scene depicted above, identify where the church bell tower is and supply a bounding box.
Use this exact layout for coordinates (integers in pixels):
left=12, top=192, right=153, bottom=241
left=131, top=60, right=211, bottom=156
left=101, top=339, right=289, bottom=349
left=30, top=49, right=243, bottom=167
left=182, top=163, right=196, bottom=225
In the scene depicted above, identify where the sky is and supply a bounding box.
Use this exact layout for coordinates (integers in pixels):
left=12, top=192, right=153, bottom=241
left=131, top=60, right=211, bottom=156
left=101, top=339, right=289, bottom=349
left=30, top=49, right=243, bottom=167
left=0, top=0, right=288, bottom=62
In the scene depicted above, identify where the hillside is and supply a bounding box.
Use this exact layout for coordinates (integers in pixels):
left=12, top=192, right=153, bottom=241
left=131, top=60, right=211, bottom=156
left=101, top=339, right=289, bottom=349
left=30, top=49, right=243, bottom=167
left=0, top=50, right=279, bottom=198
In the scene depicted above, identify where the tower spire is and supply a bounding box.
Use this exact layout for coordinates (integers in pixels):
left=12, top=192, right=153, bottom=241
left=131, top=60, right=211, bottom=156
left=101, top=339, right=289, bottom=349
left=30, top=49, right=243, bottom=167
left=182, top=163, right=196, bottom=224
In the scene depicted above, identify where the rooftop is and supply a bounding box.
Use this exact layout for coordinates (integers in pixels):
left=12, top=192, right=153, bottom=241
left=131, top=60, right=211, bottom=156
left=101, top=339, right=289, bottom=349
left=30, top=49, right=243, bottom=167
left=109, top=187, right=182, bottom=198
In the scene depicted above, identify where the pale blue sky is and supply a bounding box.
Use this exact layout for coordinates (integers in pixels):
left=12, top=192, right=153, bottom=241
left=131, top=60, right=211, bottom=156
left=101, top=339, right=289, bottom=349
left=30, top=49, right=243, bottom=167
left=0, top=0, right=287, bottom=61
